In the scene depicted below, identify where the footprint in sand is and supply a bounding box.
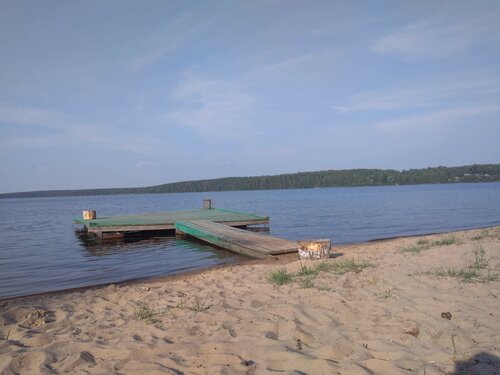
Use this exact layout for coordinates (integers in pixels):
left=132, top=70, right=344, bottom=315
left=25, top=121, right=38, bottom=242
left=63, top=351, right=96, bottom=373
left=8, top=350, right=56, bottom=374
left=132, top=333, right=143, bottom=341
left=250, top=300, right=264, bottom=308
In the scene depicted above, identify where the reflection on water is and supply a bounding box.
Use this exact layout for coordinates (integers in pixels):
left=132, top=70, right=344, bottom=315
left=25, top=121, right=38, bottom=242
left=244, top=226, right=270, bottom=234
left=74, top=229, right=240, bottom=260
left=74, top=229, right=173, bottom=256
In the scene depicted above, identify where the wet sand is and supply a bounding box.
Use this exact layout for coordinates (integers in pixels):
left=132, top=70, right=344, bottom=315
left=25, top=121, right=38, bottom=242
left=1, top=227, right=499, bottom=374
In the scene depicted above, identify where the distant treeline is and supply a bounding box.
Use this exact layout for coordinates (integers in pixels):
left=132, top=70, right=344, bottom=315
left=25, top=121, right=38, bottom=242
left=1, top=164, right=500, bottom=199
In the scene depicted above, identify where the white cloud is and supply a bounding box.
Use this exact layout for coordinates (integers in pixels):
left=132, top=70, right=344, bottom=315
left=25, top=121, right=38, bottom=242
left=253, top=54, right=312, bottom=76
left=372, top=10, right=500, bottom=61
left=372, top=21, right=467, bottom=60
left=136, top=160, right=153, bottom=169
left=374, top=104, right=500, bottom=132
left=125, top=5, right=224, bottom=72
left=334, top=71, right=500, bottom=114
left=0, top=106, right=157, bottom=154
left=128, top=47, right=170, bottom=72
left=163, top=52, right=321, bottom=140
left=0, top=106, right=66, bottom=128
left=334, top=69, right=500, bottom=136
left=165, top=72, right=261, bottom=140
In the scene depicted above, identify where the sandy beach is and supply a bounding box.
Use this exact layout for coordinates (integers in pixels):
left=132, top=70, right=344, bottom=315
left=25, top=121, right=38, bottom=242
left=1, top=227, right=499, bottom=374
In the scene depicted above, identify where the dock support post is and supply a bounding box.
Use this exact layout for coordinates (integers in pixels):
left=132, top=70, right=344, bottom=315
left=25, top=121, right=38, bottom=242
left=102, top=232, right=124, bottom=240
left=298, top=239, right=331, bottom=260
left=203, top=199, right=213, bottom=210
left=93, top=231, right=124, bottom=241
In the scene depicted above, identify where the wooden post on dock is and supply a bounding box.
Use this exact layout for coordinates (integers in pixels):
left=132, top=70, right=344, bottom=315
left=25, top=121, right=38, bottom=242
left=203, top=199, right=213, bottom=210
left=298, top=239, right=331, bottom=260
left=83, top=210, right=96, bottom=220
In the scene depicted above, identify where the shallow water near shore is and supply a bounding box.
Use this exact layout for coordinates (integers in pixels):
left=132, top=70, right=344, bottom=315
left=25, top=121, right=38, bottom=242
left=1, top=182, right=500, bottom=299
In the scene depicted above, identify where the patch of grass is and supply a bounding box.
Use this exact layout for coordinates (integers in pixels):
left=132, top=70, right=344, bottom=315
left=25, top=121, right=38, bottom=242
left=433, top=267, right=480, bottom=282
left=400, top=234, right=459, bottom=254
left=483, top=269, right=500, bottom=282
left=416, top=238, right=430, bottom=245
left=433, top=234, right=458, bottom=246
left=328, top=259, right=372, bottom=275
left=470, top=245, right=489, bottom=270
left=268, top=268, right=294, bottom=286
left=268, top=260, right=372, bottom=288
left=175, top=298, right=210, bottom=312
left=314, top=261, right=336, bottom=272
left=133, top=302, right=159, bottom=324
left=186, top=298, right=210, bottom=312
left=299, top=277, right=315, bottom=289
left=296, top=263, right=320, bottom=278
left=379, top=288, right=396, bottom=299
left=472, top=229, right=490, bottom=241
left=428, top=245, right=499, bottom=283
left=296, top=263, right=320, bottom=289
left=472, top=228, right=500, bottom=241
left=400, top=243, right=430, bottom=254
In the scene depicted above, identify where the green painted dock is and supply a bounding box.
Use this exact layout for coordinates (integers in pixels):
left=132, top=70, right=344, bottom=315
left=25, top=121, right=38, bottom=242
left=75, top=208, right=269, bottom=234
left=175, top=220, right=298, bottom=258
left=74, top=202, right=300, bottom=258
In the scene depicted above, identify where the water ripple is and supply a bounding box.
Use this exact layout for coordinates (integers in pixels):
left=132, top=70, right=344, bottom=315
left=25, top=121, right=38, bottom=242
left=1, top=183, right=500, bottom=298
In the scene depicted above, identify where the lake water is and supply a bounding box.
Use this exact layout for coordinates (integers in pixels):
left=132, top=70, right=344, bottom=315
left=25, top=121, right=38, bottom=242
left=1, top=182, right=499, bottom=299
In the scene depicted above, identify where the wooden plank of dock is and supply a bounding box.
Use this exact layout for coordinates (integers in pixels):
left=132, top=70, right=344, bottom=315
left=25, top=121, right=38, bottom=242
left=74, top=208, right=269, bottom=234
left=175, top=220, right=298, bottom=259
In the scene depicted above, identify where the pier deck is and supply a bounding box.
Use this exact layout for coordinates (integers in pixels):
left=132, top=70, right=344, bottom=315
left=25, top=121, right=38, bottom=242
left=175, top=220, right=298, bottom=259
left=75, top=208, right=269, bottom=234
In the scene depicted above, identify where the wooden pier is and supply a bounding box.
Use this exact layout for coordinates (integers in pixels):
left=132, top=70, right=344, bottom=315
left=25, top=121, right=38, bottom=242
left=75, top=208, right=269, bottom=234
left=75, top=203, right=298, bottom=258
left=175, top=220, right=298, bottom=259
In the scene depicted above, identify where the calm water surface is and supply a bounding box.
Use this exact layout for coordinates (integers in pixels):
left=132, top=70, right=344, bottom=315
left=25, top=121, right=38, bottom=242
left=1, top=183, right=499, bottom=299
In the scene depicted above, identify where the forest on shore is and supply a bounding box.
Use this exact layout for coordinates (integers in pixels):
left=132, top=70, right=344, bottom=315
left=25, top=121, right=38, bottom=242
left=1, top=164, right=499, bottom=199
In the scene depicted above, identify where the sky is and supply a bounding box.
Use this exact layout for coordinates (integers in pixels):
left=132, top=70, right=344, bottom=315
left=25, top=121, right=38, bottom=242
left=0, top=0, right=499, bottom=193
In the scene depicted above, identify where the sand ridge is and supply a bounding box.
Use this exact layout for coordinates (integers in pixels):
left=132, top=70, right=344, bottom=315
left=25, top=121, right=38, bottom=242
left=0, top=227, right=499, bottom=374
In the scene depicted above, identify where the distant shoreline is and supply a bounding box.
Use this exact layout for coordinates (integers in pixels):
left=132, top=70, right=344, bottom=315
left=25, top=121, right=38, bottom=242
left=1, top=163, right=499, bottom=199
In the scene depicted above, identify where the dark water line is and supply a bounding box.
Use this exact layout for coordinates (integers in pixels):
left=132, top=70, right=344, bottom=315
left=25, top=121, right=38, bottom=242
left=364, top=223, right=498, bottom=243
left=0, top=257, right=257, bottom=302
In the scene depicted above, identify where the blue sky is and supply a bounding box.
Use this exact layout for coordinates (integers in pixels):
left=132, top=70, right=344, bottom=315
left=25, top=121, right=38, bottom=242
left=1, top=0, right=499, bottom=193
